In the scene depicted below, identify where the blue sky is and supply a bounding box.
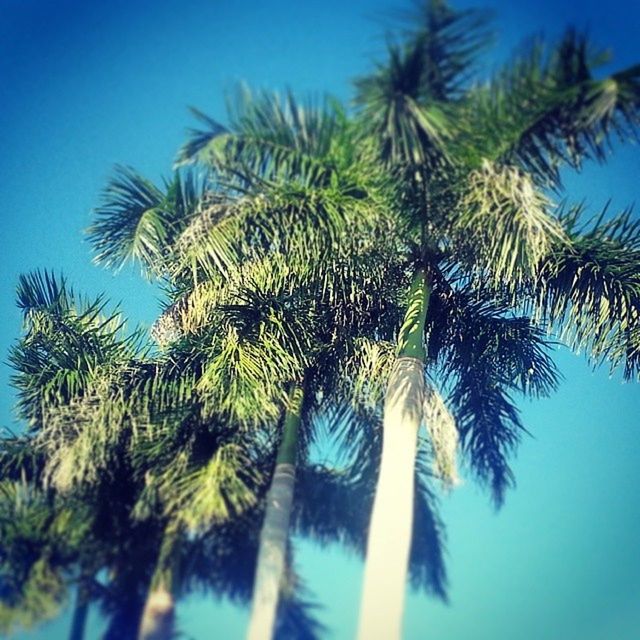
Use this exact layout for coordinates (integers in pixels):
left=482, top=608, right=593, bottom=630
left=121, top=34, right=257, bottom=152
left=1, top=1, right=639, bottom=638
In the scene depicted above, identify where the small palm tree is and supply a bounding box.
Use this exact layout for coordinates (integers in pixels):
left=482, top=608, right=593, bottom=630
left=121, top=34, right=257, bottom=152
left=4, top=270, right=270, bottom=640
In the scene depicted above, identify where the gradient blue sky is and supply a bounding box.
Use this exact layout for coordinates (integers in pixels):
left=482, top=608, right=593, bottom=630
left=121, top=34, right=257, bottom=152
left=1, top=1, right=639, bottom=638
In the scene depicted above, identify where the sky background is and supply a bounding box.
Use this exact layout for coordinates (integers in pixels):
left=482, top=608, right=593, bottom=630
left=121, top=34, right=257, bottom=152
left=1, top=0, right=639, bottom=638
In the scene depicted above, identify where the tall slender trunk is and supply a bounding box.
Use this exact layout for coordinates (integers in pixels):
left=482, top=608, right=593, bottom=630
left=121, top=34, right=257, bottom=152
left=138, top=528, right=179, bottom=640
left=137, top=586, right=175, bottom=640
left=68, top=583, right=90, bottom=640
left=357, top=268, right=431, bottom=640
left=246, top=384, right=305, bottom=640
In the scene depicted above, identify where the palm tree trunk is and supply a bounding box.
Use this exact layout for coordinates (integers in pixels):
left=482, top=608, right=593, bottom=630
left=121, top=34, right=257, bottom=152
left=357, top=268, right=431, bottom=640
left=68, top=583, right=90, bottom=640
left=138, top=586, right=175, bottom=640
left=246, top=384, right=305, bottom=640
left=138, top=528, right=179, bottom=640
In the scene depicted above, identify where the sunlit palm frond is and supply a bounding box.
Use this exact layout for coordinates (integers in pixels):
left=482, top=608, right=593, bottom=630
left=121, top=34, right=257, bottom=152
left=342, top=338, right=396, bottom=413
left=196, top=329, right=295, bottom=427
left=170, top=177, right=385, bottom=286
left=10, top=276, right=141, bottom=429
left=37, top=385, right=128, bottom=493
left=153, top=441, right=261, bottom=534
left=171, top=196, right=241, bottom=280
left=177, top=87, right=341, bottom=190
left=422, top=380, right=458, bottom=485
left=453, top=160, right=566, bottom=290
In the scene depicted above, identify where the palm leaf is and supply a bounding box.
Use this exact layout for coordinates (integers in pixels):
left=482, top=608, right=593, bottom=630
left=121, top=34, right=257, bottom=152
left=466, top=30, right=640, bottom=185
left=89, top=167, right=203, bottom=276
left=535, top=204, right=640, bottom=379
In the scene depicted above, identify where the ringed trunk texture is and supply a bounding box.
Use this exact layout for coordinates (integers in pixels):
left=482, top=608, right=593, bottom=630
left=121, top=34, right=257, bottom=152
left=246, top=385, right=304, bottom=640
left=357, top=269, right=430, bottom=640
left=68, top=584, right=89, bottom=640
left=138, top=586, right=175, bottom=640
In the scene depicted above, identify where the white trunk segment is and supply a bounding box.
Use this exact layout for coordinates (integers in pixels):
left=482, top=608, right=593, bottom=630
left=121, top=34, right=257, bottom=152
left=357, top=356, right=425, bottom=640
left=138, top=586, right=175, bottom=640
left=246, top=463, right=296, bottom=640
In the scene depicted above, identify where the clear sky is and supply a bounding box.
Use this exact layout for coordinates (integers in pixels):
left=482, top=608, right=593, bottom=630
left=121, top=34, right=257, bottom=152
left=1, top=1, right=639, bottom=639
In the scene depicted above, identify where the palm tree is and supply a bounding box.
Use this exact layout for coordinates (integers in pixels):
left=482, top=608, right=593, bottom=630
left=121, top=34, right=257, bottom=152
left=4, top=270, right=272, bottom=640
left=349, top=2, right=640, bottom=637
left=3, top=263, right=448, bottom=640
left=3, top=272, right=148, bottom=639
left=88, top=89, right=409, bottom=639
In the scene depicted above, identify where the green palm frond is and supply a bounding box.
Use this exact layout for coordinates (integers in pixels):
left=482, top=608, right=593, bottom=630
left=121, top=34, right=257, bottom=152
left=196, top=327, right=300, bottom=427
left=422, top=379, right=458, bottom=485
left=170, top=178, right=383, bottom=285
left=394, top=0, right=493, bottom=100
left=152, top=441, right=262, bottom=534
left=151, top=279, right=228, bottom=346
left=354, top=37, right=453, bottom=168
left=171, top=195, right=241, bottom=280
left=10, top=273, right=142, bottom=429
left=177, top=87, right=341, bottom=188
left=428, top=276, right=560, bottom=398
left=410, top=451, right=448, bottom=599
left=15, top=270, right=74, bottom=319
left=37, top=386, right=128, bottom=492
left=175, top=106, right=231, bottom=167
left=89, top=167, right=203, bottom=276
left=535, top=205, right=640, bottom=379
left=466, top=30, right=640, bottom=185
left=449, top=365, right=522, bottom=506
left=343, top=338, right=395, bottom=412
left=426, top=279, right=559, bottom=504
left=0, top=432, right=44, bottom=482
